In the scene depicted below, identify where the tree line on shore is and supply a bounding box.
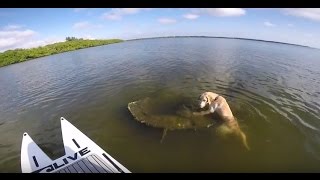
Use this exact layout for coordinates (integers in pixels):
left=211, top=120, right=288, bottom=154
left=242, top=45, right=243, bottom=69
left=0, top=37, right=123, bottom=67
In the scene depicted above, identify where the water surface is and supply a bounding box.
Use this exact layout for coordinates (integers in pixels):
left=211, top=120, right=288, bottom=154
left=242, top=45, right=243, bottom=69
left=1, top=37, right=320, bottom=172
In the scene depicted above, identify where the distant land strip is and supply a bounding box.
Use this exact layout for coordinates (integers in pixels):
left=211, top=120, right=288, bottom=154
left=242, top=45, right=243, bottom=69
left=126, top=36, right=316, bottom=49
left=0, top=38, right=123, bottom=67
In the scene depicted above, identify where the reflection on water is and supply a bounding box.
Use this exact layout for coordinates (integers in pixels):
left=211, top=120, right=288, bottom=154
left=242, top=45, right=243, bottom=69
left=0, top=38, right=320, bottom=172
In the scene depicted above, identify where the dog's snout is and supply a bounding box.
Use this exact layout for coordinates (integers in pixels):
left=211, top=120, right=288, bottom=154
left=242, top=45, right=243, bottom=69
left=199, top=101, right=206, bottom=108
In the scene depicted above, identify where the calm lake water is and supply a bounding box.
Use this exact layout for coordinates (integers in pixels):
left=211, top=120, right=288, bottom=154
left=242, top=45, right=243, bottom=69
left=1, top=37, right=320, bottom=172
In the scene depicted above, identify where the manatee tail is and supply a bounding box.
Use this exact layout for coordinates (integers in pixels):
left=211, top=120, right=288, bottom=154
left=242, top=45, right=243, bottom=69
left=238, top=130, right=250, bottom=151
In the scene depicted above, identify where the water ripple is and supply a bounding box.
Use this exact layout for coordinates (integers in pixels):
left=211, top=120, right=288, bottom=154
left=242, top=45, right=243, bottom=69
left=1, top=38, right=320, bottom=172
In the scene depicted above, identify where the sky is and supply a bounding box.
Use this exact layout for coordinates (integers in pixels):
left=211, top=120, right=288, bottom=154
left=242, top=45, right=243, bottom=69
left=0, top=8, right=320, bottom=52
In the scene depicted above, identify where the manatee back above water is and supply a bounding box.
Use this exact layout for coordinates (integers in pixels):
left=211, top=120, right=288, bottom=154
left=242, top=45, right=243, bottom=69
left=127, top=96, right=217, bottom=130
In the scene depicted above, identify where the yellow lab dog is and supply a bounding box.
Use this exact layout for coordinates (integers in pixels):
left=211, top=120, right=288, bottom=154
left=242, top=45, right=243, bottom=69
left=193, top=92, right=250, bottom=150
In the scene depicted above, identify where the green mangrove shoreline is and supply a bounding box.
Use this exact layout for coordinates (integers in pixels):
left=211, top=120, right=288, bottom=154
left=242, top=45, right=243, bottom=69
left=0, top=39, right=123, bottom=67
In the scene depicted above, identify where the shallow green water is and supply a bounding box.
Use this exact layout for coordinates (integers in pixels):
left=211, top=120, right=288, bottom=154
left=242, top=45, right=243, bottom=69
left=0, top=37, right=320, bottom=172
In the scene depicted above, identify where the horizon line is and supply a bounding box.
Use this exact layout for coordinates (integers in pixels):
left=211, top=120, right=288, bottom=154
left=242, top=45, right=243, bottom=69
left=125, top=36, right=318, bottom=50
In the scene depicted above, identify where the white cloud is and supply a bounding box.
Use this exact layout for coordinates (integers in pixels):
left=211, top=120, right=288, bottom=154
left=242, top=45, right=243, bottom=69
left=0, top=28, right=36, bottom=51
left=158, top=18, right=177, bottom=24
left=72, top=21, right=104, bottom=30
left=74, top=8, right=88, bottom=12
left=102, top=8, right=152, bottom=20
left=193, top=8, right=246, bottom=17
left=283, top=8, right=320, bottom=21
left=183, top=14, right=199, bottom=20
left=0, top=25, right=64, bottom=52
left=287, top=23, right=294, bottom=27
left=264, top=21, right=276, bottom=27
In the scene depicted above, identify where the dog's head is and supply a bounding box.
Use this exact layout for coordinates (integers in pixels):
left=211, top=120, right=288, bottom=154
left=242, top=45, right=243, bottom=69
left=198, top=93, right=210, bottom=108
left=198, top=92, right=220, bottom=109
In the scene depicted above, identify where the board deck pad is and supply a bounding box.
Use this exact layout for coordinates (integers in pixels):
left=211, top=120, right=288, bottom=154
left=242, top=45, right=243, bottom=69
left=21, top=117, right=130, bottom=173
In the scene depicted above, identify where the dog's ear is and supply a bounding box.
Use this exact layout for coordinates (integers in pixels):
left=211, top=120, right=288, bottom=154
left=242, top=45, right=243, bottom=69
left=206, top=94, right=212, bottom=103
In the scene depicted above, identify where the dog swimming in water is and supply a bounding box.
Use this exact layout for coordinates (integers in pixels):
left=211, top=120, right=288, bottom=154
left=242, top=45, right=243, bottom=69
left=193, top=92, right=250, bottom=150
